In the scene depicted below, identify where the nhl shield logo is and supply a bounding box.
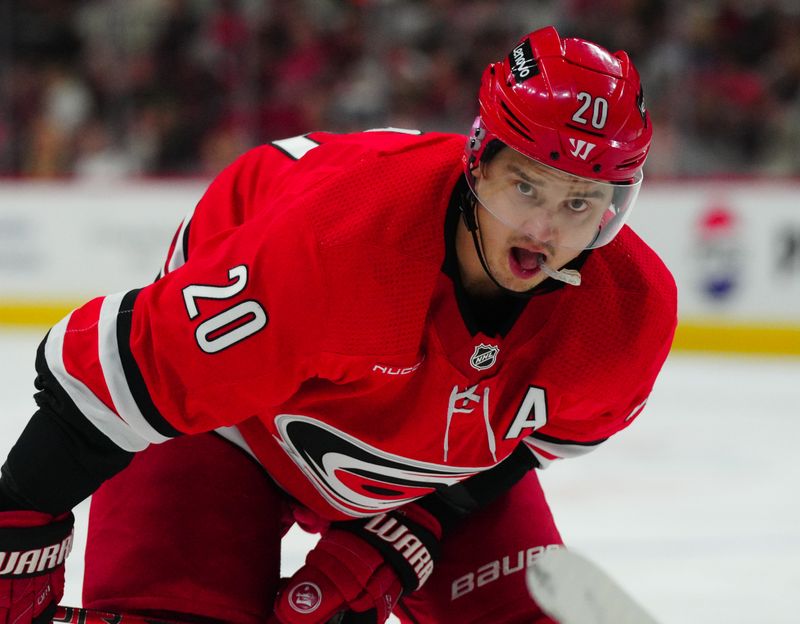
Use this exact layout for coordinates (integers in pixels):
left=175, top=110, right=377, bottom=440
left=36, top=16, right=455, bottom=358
left=470, top=343, right=499, bottom=371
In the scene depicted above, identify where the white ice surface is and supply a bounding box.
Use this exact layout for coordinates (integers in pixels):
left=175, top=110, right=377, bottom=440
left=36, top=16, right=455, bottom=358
left=1, top=327, right=798, bottom=623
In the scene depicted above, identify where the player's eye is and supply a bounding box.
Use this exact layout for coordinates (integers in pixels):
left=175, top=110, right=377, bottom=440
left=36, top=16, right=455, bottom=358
left=516, top=181, right=537, bottom=197
left=565, top=198, right=590, bottom=213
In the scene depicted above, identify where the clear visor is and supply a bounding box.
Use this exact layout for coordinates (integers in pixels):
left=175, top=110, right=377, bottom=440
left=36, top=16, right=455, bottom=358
left=466, top=149, right=642, bottom=250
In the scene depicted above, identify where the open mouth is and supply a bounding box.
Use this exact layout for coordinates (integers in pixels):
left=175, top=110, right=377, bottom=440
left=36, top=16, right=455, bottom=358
left=509, top=247, right=544, bottom=279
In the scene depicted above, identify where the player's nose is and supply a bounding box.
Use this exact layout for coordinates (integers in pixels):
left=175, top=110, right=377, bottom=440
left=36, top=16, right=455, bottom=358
left=519, top=206, right=557, bottom=242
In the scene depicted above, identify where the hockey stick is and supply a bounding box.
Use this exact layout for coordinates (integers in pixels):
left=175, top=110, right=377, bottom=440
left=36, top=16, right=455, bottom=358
left=54, top=549, right=655, bottom=624
left=527, top=548, right=660, bottom=624
left=53, top=606, right=361, bottom=624
left=53, top=606, right=186, bottom=623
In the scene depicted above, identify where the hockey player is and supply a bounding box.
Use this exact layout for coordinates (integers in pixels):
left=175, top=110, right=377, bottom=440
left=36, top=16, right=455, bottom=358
left=0, top=26, right=675, bottom=624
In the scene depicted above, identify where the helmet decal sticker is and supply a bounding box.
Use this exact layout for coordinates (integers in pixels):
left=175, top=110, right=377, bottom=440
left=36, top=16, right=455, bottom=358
left=509, top=39, right=538, bottom=83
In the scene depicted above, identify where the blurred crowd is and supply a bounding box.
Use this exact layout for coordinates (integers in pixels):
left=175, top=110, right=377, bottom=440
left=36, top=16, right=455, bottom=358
left=1, top=0, right=799, bottom=179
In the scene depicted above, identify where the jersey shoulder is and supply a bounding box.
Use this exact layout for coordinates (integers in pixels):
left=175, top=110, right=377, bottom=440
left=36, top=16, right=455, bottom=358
left=292, top=130, right=464, bottom=252
left=553, top=226, right=677, bottom=398
left=188, top=130, right=467, bottom=364
left=268, top=131, right=467, bottom=360
left=527, top=227, right=677, bottom=445
left=584, top=225, right=677, bottom=311
left=188, top=130, right=462, bottom=235
left=259, top=129, right=464, bottom=191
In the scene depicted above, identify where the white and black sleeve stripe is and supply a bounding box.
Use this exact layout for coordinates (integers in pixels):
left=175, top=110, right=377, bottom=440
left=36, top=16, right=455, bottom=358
left=1, top=289, right=187, bottom=514
left=158, top=205, right=195, bottom=279
left=44, top=290, right=181, bottom=450
left=523, top=432, right=608, bottom=468
left=112, top=289, right=183, bottom=440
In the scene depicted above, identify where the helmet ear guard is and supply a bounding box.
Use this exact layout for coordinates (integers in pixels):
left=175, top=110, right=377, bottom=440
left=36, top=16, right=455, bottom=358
left=462, top=117, right=506, bottom=180
left=461, top=123, right=506, bottom=234
left=463, top=117, right=486, bottom=173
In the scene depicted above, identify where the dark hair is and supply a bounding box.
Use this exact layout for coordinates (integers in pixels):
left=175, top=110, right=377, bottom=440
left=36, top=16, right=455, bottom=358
left=480, top=139, right=505, bottom=165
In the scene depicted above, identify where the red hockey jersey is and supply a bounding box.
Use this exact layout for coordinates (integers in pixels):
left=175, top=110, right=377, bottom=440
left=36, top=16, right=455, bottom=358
left=44, top=130, right=677, bottom=520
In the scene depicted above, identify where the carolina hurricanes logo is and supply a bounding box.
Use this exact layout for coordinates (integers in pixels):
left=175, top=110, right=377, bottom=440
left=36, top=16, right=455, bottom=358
left=288, top=581, right=322, bottom=613
left=273, top=415, right=492, bottom=517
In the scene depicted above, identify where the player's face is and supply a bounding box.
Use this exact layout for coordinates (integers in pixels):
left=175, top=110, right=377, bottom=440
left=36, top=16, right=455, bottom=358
left=460, top=148, right=613, bottom=294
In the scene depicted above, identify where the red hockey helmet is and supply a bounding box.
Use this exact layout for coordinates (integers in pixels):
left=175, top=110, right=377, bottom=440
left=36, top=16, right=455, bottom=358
left=464, top=26, right=652, bottom=250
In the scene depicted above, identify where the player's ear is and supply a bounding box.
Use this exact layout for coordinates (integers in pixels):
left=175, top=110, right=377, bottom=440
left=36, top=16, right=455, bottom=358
left=473, top=158, right=487, bottom=181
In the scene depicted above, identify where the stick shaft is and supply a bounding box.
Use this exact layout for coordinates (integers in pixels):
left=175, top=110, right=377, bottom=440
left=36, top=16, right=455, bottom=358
left=53, top=606, right=186, bottom=623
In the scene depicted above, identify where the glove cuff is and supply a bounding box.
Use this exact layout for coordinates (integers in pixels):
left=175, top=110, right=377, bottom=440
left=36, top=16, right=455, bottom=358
left=0, top=511, right=74, bottom=578
left=334, top=509, right=440, bottom=593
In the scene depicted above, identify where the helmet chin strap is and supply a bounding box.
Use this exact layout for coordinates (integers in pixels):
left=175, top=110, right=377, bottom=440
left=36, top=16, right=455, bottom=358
left=459, top=189, right=582, bottom=296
